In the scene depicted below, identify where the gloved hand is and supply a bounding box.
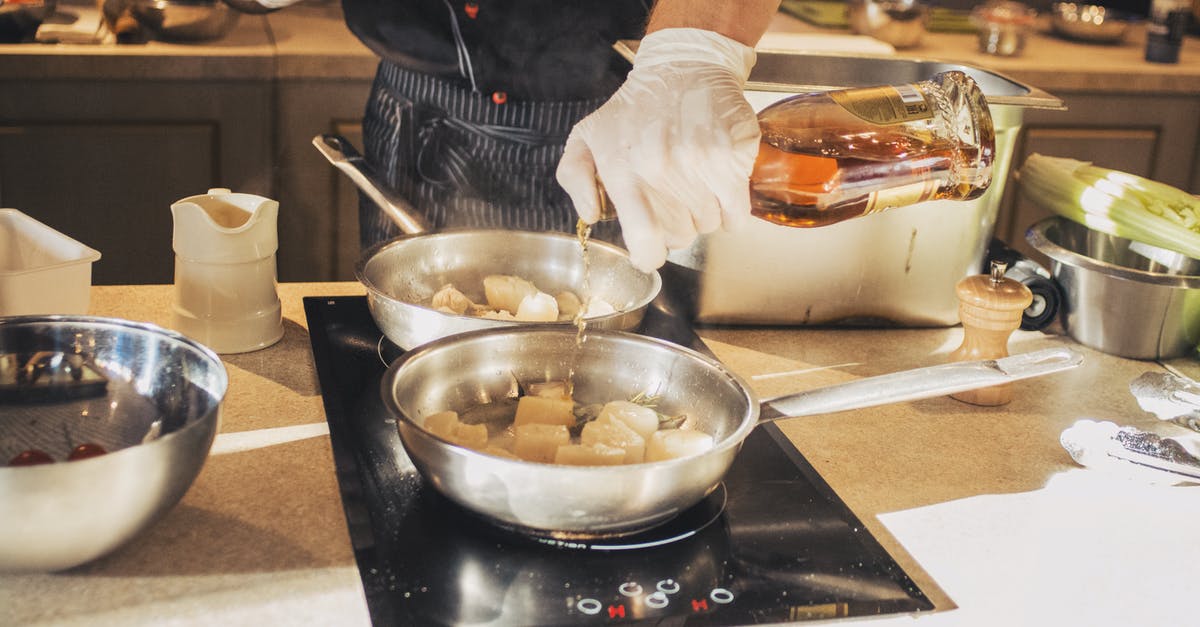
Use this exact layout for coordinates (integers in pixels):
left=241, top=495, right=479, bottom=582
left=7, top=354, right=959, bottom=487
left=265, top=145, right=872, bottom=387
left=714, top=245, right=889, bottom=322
left=556, top=28, right=761, bottom=272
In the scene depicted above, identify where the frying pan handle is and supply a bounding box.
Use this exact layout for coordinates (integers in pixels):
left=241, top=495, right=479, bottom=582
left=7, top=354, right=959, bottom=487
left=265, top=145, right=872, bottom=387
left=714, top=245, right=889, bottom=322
left=760, top=346, right=1084, bottom=421
left=312, top=134, right=430, bottom=235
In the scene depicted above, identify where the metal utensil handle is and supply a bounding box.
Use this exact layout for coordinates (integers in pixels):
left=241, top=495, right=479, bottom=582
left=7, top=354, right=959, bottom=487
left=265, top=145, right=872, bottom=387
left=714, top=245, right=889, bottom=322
left=761, top=346, right=1083, bottom=421
left=311, top=134, right=430, bottom=235
left=1111, top=428, right=1200, bottom=482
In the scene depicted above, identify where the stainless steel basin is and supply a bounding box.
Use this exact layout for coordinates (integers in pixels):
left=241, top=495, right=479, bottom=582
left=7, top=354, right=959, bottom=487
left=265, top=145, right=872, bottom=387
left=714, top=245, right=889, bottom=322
left=616, top=46, right=1063, bottom=327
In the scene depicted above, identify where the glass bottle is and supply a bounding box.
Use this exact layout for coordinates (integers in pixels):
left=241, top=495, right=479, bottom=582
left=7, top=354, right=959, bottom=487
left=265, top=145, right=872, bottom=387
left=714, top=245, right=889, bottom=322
left=1144, top=0, right=1189, bottom=64
left=750, top=70, right=996, bottom=228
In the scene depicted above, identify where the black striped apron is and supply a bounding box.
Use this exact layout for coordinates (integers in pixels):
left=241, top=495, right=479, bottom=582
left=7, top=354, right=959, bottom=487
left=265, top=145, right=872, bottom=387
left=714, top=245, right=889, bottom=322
left=359, top=61, right=622, bottom=249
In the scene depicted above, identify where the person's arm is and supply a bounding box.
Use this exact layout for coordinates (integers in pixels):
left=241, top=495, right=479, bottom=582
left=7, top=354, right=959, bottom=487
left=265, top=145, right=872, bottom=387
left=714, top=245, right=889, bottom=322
left=555, top=1, right=782, bottom=272
left=646, top=0, right=781, bottom=47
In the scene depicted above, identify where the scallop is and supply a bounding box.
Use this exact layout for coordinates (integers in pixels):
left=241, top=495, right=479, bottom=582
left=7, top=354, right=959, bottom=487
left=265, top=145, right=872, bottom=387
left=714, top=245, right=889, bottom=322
left=419, top=410, right=487, bottom=450
left=646, top=429, right=714, bottom=462
left=513, top=396, right=576, bottom=427
left=483, top=275, right=539, bottom=314
left=528, top=381, right=571, bottom=400
left=422, top=411, right=460, bottom=439
left=430, top=284, right=474, bottom=315
left=554, top=443, right=626, bottom=466
left=513, top=424, right=570, bottom=463
left=554, top=291, right=582, bottom=319
left=515, top=292, right=559, bottom=322
left=597, top=401, right=659, bottom=440
left=581, top=418, right=645, bottom=464
left=584, top=299, right=616, bottom=317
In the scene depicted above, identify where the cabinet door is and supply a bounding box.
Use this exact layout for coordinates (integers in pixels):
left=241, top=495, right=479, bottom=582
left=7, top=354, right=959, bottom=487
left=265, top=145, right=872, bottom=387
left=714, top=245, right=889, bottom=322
left=995, top=93, right=1200, bottom=263
left=0, top=80, right=272, bottom=285
left=0, top=122, right=215, bottom=285
left=274, top=79, right=372, bottom=282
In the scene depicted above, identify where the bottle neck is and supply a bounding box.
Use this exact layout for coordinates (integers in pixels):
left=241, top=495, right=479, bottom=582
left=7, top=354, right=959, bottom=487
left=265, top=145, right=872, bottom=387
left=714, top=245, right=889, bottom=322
left=923, top=71, right=996, bottom=197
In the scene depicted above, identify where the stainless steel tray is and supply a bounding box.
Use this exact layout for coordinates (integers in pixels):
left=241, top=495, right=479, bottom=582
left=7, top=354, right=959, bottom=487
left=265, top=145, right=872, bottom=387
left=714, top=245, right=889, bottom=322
left=613, top=44, right=1063, bottom=327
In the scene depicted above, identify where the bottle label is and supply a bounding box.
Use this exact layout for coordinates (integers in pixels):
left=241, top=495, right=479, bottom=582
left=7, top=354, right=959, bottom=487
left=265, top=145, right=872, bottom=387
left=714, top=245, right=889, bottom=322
left=830, top=84, right=934, bottom=125
left=863, top=179, right=938, bottom=214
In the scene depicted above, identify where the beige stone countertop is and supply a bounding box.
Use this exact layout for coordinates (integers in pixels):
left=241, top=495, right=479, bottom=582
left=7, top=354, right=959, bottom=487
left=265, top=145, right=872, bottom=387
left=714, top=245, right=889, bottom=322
left=5, top=3, right=1200, bottom=93
left=3, top=281, right=1200, bottom=625
left=764, top=12, right=1200, bottom=95
left=0, top=1, right=374, bottom=81
left=0, top=3, right=276, bottom=80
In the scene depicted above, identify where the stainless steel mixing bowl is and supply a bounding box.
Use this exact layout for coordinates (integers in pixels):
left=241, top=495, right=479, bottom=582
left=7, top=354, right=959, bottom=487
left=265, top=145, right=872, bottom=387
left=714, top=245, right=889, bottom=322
left=1049, top=2, right=1135, bottom=44
left=847, top=0, right=929, bottom=49
left=129, top=0, right=239, bottom=42
left=1027, top=217, right=1200, bottom=360
left=0, top=316, right=227, bottom=572
left=0, top=0, right=56, bottom=43
left=971, top=0, right=1038, bottom=56
left=357, top=229, right=662, bottom=350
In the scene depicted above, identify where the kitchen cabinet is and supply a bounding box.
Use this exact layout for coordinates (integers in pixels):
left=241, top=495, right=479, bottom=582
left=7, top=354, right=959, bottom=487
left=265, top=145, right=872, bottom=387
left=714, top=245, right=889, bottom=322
left=0, top=80, right=272, bottom=285
left=7, top=7, right=1200, bottom=285
left=993, top=92, right=1200, bottom=263
left=272, top=78, right=371, bottom=282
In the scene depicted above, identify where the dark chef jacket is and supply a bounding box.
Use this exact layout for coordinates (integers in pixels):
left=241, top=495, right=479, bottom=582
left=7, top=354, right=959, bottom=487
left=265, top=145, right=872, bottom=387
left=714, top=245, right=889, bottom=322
left=341, top=0, right=650, bottom=101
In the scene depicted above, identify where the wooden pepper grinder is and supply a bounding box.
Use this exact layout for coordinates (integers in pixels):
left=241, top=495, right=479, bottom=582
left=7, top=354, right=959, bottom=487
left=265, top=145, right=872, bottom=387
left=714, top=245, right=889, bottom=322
left=949, top=260, right=1033, bottom=406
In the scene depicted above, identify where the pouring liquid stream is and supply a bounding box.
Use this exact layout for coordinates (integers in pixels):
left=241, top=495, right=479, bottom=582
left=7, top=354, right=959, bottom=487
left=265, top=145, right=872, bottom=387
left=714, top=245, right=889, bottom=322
left=565, top=218, right=593, bottom=398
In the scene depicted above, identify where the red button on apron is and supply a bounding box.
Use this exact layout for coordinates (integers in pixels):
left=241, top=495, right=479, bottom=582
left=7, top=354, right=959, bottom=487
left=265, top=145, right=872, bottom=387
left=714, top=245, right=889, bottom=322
left=464, top=2, right=479, bottom=18
left=491, top=91, right=507, bottom=105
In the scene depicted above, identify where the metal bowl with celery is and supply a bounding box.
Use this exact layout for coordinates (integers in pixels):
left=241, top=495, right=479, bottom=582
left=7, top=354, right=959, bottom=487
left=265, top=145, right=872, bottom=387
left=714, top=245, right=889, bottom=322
left=1027, top=217, right=1200, bottom=359
left=1019, top=154, right=1200, bottom=359
left=1018, top=154, right=1200, bottom=261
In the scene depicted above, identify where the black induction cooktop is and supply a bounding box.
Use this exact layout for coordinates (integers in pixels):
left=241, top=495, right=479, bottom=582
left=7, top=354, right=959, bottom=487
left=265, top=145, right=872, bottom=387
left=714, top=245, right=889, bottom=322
left=304, top=296, right=932, bottom=626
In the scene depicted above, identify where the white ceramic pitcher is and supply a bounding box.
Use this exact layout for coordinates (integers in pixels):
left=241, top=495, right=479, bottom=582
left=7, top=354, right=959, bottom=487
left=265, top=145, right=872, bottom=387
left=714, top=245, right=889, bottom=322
left=170, top=188, right=283, bottom=354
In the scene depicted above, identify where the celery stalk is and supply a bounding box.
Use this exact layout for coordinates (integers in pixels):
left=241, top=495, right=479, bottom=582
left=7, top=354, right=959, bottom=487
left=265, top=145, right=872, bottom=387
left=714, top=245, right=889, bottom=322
left=1017, top=154, right=1200, bottom=259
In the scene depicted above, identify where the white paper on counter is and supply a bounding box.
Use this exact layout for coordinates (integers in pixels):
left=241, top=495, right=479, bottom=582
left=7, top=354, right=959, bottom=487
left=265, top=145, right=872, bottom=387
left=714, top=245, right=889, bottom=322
left=873, top=470, right=1200, bottom=627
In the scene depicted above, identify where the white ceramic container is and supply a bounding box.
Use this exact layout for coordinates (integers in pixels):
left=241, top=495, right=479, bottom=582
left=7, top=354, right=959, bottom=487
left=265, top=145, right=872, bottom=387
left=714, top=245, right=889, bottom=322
left=169, top=188, right=283, bottom=354
left=0, top=209, right=101, bottom=316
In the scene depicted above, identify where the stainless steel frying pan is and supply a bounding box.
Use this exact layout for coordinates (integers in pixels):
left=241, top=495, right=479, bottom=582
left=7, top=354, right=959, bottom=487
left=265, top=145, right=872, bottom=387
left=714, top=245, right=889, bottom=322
left=313, top=135, right=661, bottom=350
left=381, top=326, right=1083, bottom=539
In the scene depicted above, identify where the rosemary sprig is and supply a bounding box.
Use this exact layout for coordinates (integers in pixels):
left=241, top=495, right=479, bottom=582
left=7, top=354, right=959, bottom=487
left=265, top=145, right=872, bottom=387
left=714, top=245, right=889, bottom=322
left=630, top=391, right=687, bottom=429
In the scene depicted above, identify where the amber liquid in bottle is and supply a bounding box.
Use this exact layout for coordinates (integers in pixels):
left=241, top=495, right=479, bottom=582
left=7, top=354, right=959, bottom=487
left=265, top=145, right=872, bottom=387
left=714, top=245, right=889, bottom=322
left=749, top=71, right=995, bottom=228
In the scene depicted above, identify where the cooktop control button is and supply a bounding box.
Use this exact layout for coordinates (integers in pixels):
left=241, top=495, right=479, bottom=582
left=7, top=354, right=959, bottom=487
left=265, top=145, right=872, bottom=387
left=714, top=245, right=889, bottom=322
left=576, top=598, right=602, bottom=615
left=710, top=588, right=735, bottom=604
left=656, top=579, right=681, bottom=594
left=618, top=582, right=643, bottom=597
left=645, top=591, right=670, bottom=609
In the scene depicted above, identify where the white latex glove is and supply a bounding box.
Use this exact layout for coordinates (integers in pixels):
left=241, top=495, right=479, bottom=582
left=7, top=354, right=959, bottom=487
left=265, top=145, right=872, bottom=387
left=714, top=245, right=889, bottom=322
left=556, top=28, right=761, bottom=272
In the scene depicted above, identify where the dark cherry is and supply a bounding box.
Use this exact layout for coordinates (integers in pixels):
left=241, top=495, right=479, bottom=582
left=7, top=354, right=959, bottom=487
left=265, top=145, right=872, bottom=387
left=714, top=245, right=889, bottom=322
left=9, top=449, right=55, bottom=466
left=67, top=443, right=108, bottom=461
